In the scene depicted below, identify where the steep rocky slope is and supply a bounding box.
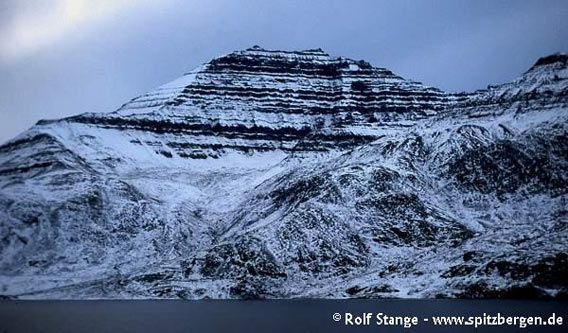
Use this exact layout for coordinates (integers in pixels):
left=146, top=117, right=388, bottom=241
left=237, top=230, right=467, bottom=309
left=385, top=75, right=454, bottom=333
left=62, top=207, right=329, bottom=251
left=0, top=48, right=566, bottom=299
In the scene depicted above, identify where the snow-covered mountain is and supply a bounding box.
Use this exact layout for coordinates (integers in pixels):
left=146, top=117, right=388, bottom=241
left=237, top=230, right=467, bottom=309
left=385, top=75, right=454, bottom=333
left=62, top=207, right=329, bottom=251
left=0, top=47, right=566, bottom=299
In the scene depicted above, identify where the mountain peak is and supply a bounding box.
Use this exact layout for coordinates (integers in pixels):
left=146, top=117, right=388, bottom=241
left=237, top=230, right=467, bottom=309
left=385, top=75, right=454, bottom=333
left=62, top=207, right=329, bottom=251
left=528, top=52, right=568, bottom=71
left=242, top=45, right=330, bottom=57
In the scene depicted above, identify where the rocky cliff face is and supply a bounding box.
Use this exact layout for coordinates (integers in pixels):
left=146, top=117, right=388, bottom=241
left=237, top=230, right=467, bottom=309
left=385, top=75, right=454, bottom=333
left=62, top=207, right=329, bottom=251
left=0, top=48, right=566, bottom=299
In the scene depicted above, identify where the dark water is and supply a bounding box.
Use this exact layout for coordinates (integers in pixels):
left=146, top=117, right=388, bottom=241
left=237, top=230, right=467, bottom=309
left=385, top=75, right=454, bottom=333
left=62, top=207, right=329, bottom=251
left=1, top=299, right=566, bottom=332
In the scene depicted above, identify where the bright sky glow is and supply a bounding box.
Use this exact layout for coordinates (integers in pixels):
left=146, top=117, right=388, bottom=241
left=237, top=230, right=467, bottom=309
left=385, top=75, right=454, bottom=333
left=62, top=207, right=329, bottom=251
left=0, top=0, right=145, bottom=62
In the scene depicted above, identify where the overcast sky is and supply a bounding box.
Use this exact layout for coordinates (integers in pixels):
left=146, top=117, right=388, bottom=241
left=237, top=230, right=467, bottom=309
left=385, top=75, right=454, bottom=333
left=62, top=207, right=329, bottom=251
left=0, top=0, right=567, bottom=143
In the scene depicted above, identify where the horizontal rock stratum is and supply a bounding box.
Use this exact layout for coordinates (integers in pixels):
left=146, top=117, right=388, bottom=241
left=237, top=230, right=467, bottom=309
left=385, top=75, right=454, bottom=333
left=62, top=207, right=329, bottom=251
left=0, top=47, right=566, bottom=299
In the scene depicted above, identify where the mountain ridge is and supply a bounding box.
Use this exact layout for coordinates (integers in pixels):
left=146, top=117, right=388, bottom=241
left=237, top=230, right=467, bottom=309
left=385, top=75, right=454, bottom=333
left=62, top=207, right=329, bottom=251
left=0, top=47, right=566, bottom=299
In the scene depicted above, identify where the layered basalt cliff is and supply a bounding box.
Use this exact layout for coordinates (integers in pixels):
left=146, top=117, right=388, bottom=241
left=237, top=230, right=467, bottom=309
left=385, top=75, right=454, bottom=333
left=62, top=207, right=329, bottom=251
left=40, top=46, right=450, bottom=157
